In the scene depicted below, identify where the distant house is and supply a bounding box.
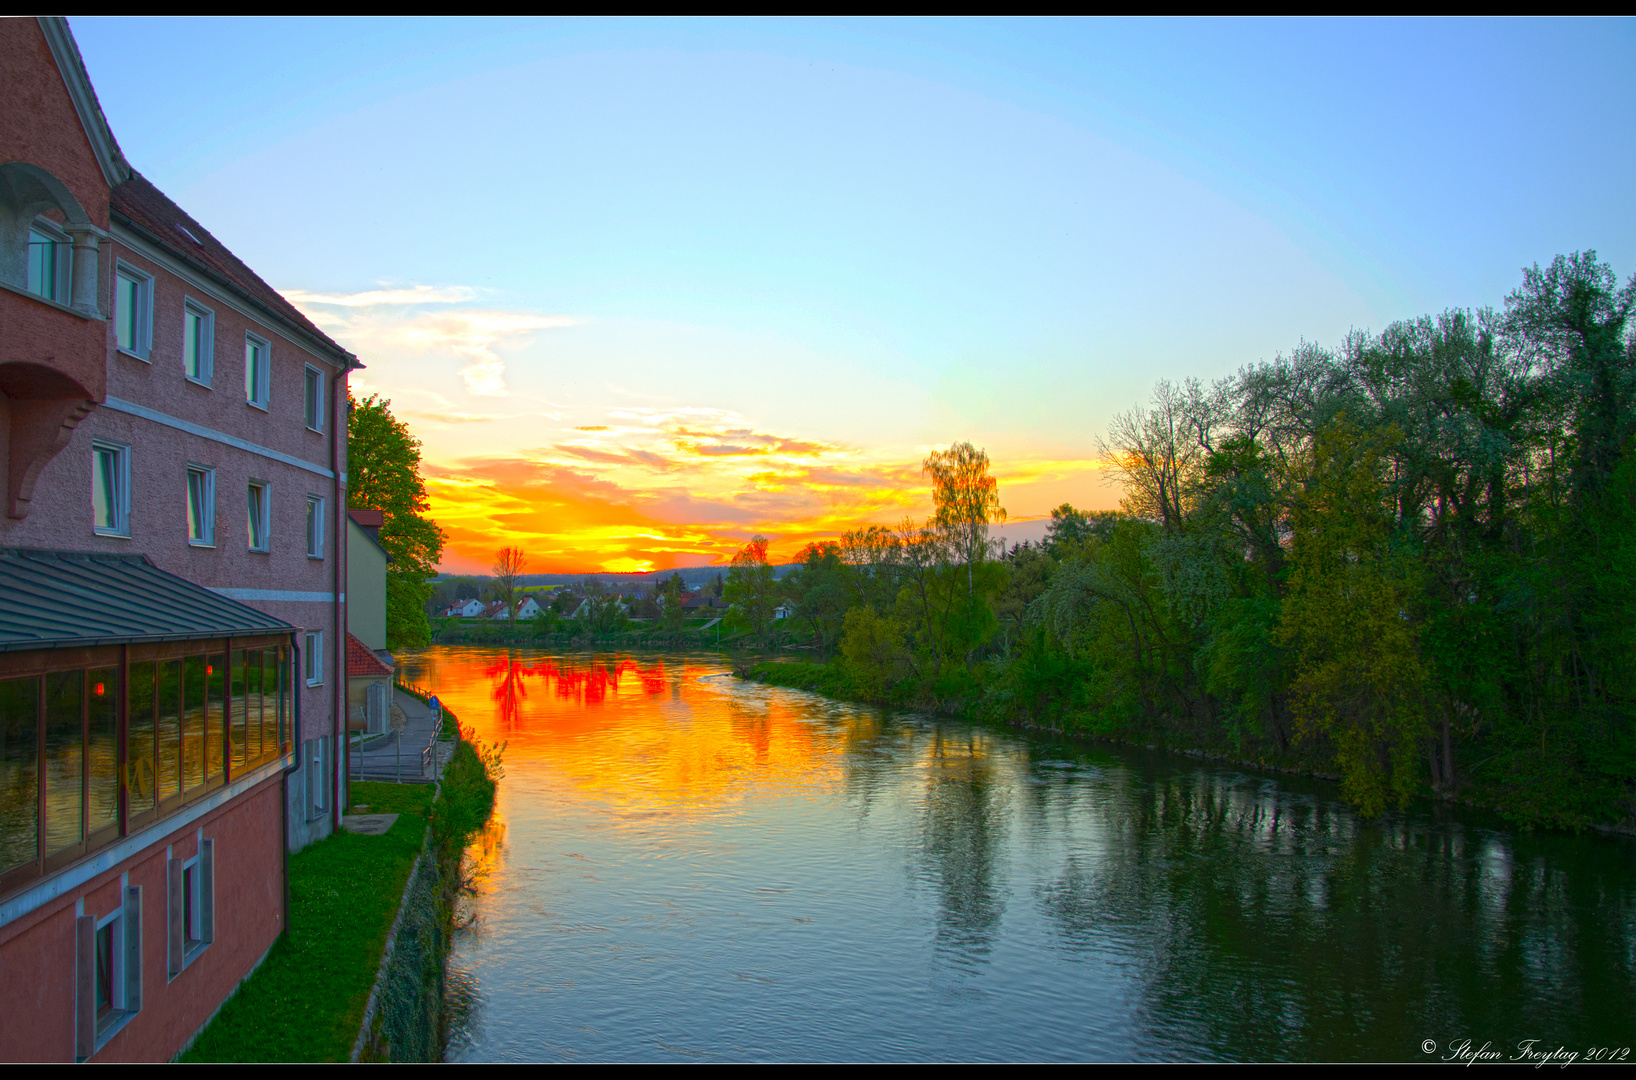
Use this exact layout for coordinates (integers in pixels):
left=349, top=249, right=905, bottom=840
left=346, top=510, right=395, bottom=735
left=773, top=602, right=795, bottom=620
left=346, top=633, right=394, bottom=736
left=681, top=595, right=729, bottom=613
left=447, top=598, right=485, bottom=618
left=516, top=596, right=543, bottom=620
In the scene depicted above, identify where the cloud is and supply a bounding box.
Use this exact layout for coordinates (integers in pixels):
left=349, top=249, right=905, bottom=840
left=282, top=284, right=476, bottom=307
left=283, top=283, right=574, bottom=396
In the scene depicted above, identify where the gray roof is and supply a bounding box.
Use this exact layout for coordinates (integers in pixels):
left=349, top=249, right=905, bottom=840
left=0, top=549, right=294, bottom=652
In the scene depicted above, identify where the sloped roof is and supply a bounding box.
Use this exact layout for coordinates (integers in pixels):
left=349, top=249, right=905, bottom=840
left=347, top=633, right=393, bottom=678
left=0, top=549, right=293, bottom=651
left=110, top=170, right=359, bottom=371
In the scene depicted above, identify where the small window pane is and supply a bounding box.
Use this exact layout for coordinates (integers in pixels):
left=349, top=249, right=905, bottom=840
left=28, top=229, right=57, bottom=301
left=96, top=919, right=115, bottom=1020
left=185, top=310, right=203, bottom=379
left=306, top=498, right=322, bottom=557
left=246, top=340, right=266, bottom=404
left=44, top=670, right=84, bottom=855
left=87, top=668, right=118, bottom=835
left=265, top=649, right=283, bottom=756
left=188, top=469, right=211, bottom=543
left=205, top=654, right=225, bottom=784
left=247, top=484, right=266, bottom=549
left=158, top=660, right=182, bottom=800
left=93, top=447, right=119, bottom=531
left=127, top=661, right=157, bottom=817
left=182, top=656, right=206, bottom=792
left=117, top=276, right=139, bottom=352
left=0, top=676, right=40, bottom=874
left=231, top=650, right=249, bottom=773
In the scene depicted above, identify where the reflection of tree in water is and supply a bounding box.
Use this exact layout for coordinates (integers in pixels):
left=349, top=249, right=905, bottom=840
left=482, top=655, right=669, bottom=729
left=920, top=727, right=1008, bottom=962
left=1035, top=765, right=1636, bottom=1059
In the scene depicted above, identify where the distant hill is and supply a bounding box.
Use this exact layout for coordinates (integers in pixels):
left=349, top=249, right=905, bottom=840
left=433, top=564, right=799, bottom=589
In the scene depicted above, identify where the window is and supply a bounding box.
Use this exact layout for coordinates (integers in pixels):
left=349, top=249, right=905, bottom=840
left=91, top=441, right=130, bottom=537
left=26, top=218, right=70, bottom=303
left=244, top=334, right=270, bottom=408
left=305, top=495, right=324, bottom=559
left=115, top=263, right=153, bottom=360
left=186, top=466, right=215, bottom=546
left=166, top=839, right=213, bottom=978
left=183, top=300, right=214, bottom=385
left=303, top=365, right=325, bottom=432
left=304, top=630, right=323, bottom=686
left=2, top=644, right=288, bottom=897
left=75, top=885, right=142, bottom=1059
left=247, top=480, right=269, bottom=551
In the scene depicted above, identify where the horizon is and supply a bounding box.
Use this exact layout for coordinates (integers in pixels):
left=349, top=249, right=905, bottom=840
left=70, top=16, right=1636, bottom=573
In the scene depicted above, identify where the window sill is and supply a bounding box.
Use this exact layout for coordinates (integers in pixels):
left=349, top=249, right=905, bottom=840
left=305, top=424, right=324, bottom=434
left=184, top=375, right=212, bottom=389
left=249, top=546, right=270, bottom=555
left=307, top=554, right=325, bottom=561
left=182, top=939, right=209, bottom=970
left=90, top=1007, right=137, bottom=1058
left=187, top=540, right=216, bottom=549
left=116, top=347, right=151, bottom=364
left=92, top=529, right=131, bottom=540
left=246, top=400, right=269, bottom=413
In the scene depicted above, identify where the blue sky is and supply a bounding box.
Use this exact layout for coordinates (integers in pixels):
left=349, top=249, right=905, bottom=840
left=70, top=17, right=1636, bottom=569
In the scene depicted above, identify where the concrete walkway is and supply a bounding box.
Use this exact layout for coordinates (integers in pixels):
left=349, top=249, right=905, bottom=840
left=348, top=689, right=451, bottom=784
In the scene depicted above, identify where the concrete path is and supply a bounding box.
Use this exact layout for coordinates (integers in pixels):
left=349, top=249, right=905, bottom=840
left=348, top=689, right=450, bottom=784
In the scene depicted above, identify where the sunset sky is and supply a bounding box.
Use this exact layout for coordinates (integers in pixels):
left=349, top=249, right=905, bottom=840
left=73, top=18, right=1636, bottom=573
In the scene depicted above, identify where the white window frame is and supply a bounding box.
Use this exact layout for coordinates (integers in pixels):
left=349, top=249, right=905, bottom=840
left=244, top=332, right=271, bottom=410
left=114, top=261, right=154, bottom=361
left=166, top=840, right=213, bottom=980
left=186, top=464, right=216, bottom=547
left=303, top=364, right=326, bottom=433
left=91, top=439, right=131, bottom=538
left=304, top=630, right=324, bottom=687
left=305, top=494, right=325, bottom=559
left=247, top=478, right=271, bottom=552
left=26, top=216, right=72, bottom=304
left=182, top=298, right=215, bottom=386
left=79, top=882, right=142, bottom=1058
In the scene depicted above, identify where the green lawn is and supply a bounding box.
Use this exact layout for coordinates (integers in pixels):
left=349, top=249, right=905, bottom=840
left=181, top=781, right=434, bottom=1062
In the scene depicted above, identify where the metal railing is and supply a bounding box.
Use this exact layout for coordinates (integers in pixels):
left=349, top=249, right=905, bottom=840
left=348, top=690, right=445, bottom=784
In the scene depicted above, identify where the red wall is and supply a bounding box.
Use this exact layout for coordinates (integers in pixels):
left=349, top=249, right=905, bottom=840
left=0, top=773, right=286, bottom=1062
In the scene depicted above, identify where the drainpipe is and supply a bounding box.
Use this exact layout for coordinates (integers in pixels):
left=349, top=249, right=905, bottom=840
left=284, top=633, right=302, bottom=935
left=332, top=367, right=346, bottom=830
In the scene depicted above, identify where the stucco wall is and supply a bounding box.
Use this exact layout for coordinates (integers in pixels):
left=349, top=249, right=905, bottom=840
left=347, top=518, right=388, bottom=653
left=0, top=771, right=285, bottom=1062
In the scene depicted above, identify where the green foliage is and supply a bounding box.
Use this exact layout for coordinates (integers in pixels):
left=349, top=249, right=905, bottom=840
left=725, top=536, right=777, bottom=639
left=734, top=252, right=1636, bottom=829
left=348, top=394, right=446, bottom=650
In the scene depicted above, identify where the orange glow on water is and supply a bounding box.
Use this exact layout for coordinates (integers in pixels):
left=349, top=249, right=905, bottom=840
left=408, top=648, right=868, bottom=813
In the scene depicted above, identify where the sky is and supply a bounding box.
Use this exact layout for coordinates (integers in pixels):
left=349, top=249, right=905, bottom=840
left=71, top=17, right=1636, bottom=573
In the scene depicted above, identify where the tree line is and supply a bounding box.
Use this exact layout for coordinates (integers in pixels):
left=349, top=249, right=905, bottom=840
left=756, top=252, right=1634, bottom=828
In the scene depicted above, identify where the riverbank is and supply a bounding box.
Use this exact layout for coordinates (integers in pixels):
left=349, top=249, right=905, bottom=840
left=181, top=728, right=500, bottom=1062
left=742, top=659, right=1636, bottom=836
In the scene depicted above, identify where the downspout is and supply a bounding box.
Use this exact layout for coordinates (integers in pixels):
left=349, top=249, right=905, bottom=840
left=332, top=366, right=346, bottom=830
left=283, top=633, right=302, bottom=935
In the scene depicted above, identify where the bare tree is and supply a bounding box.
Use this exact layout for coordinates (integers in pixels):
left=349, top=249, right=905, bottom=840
left=492, top=546, right=527, bottom=626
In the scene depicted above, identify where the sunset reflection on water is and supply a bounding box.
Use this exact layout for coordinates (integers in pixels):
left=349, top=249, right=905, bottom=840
left=402, top=648, right=854, bottom=815
left=399, top=646, right=1636, bottom=1064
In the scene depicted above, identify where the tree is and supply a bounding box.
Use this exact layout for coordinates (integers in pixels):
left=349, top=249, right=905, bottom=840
left=924, top=441, right=1005, bottom=598
left=492, top=547, right=527, bottom=626
left=725, top=536, right=777, bottom=640
left=348, top=393, right=446, bottom=649
left=790, top=542, right=848, bottom=656
left=661, top=572, right=686, bottom=632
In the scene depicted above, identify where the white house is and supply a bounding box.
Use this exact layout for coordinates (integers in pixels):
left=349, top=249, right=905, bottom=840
left=447, top=598, right=485, bottom=618
left=516, top=596, right=543, bottom=619
left=773, top=602, right=795, bottom=620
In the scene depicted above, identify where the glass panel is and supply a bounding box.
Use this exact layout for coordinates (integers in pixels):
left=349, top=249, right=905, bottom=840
left=87, top=668, right=118, bottom=835
left=245, top=649, right=263, bottom=763
left=28, top=229, right=57, bottom=301
left=117, top=276, right=137, bottom=352
left=230, top=649, right=248, bottom=773
left=275, top=647, right=287, bottom=752
left=93, top=447, right=118, bottom=531
left=246, top=341, right=263, bottom=403
left=157, top=660, right=181, bottom=801
left=184, top=310, right=201, bottom=378
left=206, top=653, right=225, bottom=783
left=44, top=670, right=83, bottom=855
left=247, top=485, right=265, bottom=549
left=96, top=920, right=115, bottom=1019
left=187, top=471, right=205, bottom=542
left=127, top=661, right=156, bottom=816
left=181, top=656, right=205, bottom=792
left=0, top=676, right=40, bottom=874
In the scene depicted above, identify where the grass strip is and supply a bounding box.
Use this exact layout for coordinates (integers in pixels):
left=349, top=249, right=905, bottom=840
left=181, top=781, right=435, bottom=1062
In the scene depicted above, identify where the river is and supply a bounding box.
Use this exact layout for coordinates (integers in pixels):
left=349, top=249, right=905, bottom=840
left=395, top=646, right=1635, bottom=1063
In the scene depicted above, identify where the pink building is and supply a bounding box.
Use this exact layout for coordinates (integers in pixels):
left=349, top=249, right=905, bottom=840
left=1, top=19, right=355, bottom=1060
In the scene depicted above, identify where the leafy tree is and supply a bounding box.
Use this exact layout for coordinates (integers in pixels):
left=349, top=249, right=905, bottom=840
left=660, top=572, right=686, bottom=632
left=725, top=536, right=777, bottom=640
left=790, top=542, right=848, bottom=656
left=840, top=607, right=909, bottom=698
left=347, top=393, right=445, bottom=649
left=491, top=547, right=526, bottom=627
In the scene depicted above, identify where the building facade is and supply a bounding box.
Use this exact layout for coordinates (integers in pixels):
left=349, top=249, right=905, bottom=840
left=1, top=18, right=355, bottom=1060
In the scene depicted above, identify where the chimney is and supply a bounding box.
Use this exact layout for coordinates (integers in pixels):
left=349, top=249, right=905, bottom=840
left=347, top=508, right=384, bottom=542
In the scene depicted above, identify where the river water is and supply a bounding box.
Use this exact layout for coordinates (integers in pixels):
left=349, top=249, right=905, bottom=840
left=396, top=646, right=1635, bottom=1063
